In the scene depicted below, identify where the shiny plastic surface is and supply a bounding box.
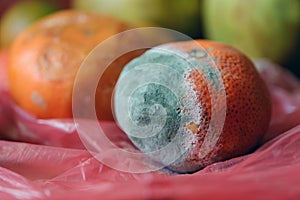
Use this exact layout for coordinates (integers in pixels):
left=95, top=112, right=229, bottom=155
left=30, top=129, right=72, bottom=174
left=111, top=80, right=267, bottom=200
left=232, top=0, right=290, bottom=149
left=1, top=59, right=300, bottom=199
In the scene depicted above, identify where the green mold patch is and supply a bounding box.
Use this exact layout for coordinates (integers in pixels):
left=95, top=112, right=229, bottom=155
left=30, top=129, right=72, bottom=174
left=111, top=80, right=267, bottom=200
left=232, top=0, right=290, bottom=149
left=114, top=44, right=224, bottom=173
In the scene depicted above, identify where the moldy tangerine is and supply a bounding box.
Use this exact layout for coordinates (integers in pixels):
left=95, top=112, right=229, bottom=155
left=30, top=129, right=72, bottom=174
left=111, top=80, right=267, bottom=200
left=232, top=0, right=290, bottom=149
left=114, top=40, right=271, bottom=173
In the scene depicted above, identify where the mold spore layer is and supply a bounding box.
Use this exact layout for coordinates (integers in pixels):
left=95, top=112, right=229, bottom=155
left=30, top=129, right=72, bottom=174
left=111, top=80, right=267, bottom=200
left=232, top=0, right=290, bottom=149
left=114, top=40, right=271, bottom=173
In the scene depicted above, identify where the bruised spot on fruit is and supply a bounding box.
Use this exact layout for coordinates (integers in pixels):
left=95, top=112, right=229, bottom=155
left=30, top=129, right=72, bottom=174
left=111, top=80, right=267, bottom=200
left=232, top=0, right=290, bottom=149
left=38, top=44, right=81, bottom=81
left=31, top=91, right=47, bottom=110
left=77, top=13, right=90, bottom=23
left=186, top=122, right=199, bottom=134
left=188, top=48, right=208, bottom=58
left=38, top=47, right=63, bottom=81
left=83, top=28, right=94, bottom=36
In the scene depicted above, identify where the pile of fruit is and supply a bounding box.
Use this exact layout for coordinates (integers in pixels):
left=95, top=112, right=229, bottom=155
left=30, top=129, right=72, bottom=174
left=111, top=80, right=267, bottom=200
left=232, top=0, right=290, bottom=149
left=0, top=0, right=299, bottom=174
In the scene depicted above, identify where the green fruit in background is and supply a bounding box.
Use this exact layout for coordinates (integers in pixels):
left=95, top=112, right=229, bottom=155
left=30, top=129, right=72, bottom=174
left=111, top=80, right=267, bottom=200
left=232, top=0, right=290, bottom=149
left=203, top=0, right=300, bottom=63
left=72, top=0, right=202, bottom=38
left=0, top=0, right=59, bottom=48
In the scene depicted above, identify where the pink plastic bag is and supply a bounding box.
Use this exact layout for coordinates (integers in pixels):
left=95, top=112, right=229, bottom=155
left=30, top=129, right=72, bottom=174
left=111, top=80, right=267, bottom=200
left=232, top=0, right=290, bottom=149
left=1, top=59, right=300, bottom=199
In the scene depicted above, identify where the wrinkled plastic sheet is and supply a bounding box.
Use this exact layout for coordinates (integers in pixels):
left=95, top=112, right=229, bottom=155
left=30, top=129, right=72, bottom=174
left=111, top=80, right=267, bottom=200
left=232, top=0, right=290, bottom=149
left=1, top=59, right=300, bottom=199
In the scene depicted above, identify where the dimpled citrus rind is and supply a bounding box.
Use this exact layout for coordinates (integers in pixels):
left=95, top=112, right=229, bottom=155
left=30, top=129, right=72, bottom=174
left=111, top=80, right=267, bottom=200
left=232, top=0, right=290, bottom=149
left=8, top=10, right=130, bottom=119
left=114, top=40, right=271, bottom=173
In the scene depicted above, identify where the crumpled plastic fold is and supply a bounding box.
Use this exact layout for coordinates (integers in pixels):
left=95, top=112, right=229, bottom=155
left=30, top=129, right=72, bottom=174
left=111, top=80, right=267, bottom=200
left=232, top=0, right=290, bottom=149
left=1, top=59, right=300, bottom=199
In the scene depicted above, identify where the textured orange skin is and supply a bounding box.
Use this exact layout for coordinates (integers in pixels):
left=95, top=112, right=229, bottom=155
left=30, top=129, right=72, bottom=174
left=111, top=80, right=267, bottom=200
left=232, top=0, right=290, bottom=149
left=166, top=40, right=271, bottom=171
left=8, top=10, right=141, bottom=120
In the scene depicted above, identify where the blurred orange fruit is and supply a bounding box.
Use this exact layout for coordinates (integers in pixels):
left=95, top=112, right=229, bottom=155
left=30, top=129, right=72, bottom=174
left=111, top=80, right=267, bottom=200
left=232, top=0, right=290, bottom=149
left=8, top=10, right=143, bottom=120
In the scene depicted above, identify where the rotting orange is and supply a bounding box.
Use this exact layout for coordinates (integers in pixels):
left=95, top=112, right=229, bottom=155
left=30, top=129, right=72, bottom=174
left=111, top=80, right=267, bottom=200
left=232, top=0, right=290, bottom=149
left=8, top=10, right=144, bottom=120
left=114, top=40, right=272, bottom=173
